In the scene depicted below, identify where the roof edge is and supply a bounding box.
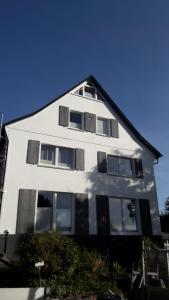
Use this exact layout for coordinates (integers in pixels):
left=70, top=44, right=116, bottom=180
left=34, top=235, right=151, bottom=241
left=4, top=74, right=162, bottom=158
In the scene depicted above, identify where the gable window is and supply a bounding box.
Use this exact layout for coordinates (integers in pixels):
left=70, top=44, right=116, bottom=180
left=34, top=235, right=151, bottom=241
left=109, top=198, right=137, bottom=233
left=36, top=191, right=74, bottom=233
left=69, top=111, right=83, bottom=129
left=97, top=117, right=109, bottom=136
left=73, top=83, right=104, bottom=101
left=84, top=86, right=95, bottom=99
left=40, top=144, right=74, bottom=169
left=107, top=156, right=133, bottom=177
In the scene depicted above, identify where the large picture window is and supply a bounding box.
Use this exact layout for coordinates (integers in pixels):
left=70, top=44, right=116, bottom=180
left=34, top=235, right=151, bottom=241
left=36, top=191, right=73, bottom=233
left=109, top=198, right=137, bottom=233
left=107, top=155, right=133, bottom=177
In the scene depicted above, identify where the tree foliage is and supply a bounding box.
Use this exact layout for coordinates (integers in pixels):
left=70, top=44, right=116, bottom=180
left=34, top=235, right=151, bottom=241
left=19, top=232, right=122, bottom=298
left=160, top=196, right=169, bottom=233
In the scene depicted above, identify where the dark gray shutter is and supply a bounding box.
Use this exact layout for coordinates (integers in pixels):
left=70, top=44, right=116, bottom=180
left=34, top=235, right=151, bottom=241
left=26, top=140, right=40, bottom=164
left=75, top=149, right=84, bottom=171
left=107, top=119, right=111, bottom=137
left=81, top=114, right=85, bottom=130
left=96, top=195, right=110, bottom=235
left=139, top=199, right=152, bottom=236
left=16, top=189, right=36, bottom=233
left=110, top=119, right=119, bottom=138
left=75, top=193, right=89, bottom=234
left=84, top=113, right=96, bottom=133
left=134, top=159, right=143, bottom=178
left=59, top=106, right=69, bottom=127
left=97, top=152, right=107, bottom=173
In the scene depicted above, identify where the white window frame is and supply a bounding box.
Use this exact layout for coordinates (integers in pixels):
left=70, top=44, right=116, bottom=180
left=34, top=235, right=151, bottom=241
left=107, top=155, right=133, bottom=177
left=35, top=191, right=75, bottom=234
left=109, top=197, right=138, bottom=234
left=69, top=110, right=83, bottom=130
left=39, top=143, right=75, bottom=170
left=96, top=117, right=109, bottom=136
left=73, top=83, right=104, bottom=101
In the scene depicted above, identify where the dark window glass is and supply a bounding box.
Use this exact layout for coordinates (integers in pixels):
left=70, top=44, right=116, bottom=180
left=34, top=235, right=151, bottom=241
left=41, top=145, right=55, bottom=165
left=84, top=87, right=95, bottom=99
left=58, top=148, right=74, bottom=169
left=70, top=111, right=82, bottom=129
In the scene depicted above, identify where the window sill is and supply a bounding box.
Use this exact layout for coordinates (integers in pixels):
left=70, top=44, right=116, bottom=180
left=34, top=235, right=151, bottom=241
left=71, top=93, right=104, bottom=103
left=110, top=231, right=138, bottom=236
left=37, top=163, right=75, bottom=171
left=68, top=127, right=84, bottom=132
left=107, top=173, right=134, bottom=179
left=96, top=133, right=111, bottom=138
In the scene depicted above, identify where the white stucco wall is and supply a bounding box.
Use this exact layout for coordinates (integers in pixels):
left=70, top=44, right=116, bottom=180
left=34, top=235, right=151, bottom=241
left=0, top=88, right=161, bottom=235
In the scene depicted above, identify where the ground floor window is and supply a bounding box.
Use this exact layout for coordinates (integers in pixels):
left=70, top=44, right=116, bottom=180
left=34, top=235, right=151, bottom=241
left=36, top=191, right=74, bottom=233
left=109, top=198, right=137, bottom=233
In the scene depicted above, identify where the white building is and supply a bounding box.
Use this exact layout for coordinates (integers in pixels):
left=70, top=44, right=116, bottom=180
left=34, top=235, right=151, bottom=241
left=0, top=75, right=162, bottom=238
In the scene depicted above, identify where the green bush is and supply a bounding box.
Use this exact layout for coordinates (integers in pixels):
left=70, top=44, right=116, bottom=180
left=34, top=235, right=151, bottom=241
left=19, top=232, right=122, bottom=298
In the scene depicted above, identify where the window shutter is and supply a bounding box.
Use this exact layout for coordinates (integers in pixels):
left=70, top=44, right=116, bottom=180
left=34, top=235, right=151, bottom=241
left=75, top=148, right=84, bottom=171
left=107, top=119, right=111, bottom=137
left=75, top=193, right=89, bottom=234
left=97, top=152, right=107, bottom=173
left=59, top=106, right=69, bottom=127
left=110, top=119, right=119, bottom=138
left=26, top=140, right=40, bottom=164
left=16, top=189, right=36, bottom=233
left=134, top=159, right=143, bottom=178
left=84, top=113, right=96, bottom=133
left=96, top=195, right=110, bottom=235
left=139, top=199, right=152, bottom=236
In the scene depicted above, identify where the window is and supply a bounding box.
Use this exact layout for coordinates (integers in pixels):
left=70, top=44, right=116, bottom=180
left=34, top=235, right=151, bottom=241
left=40, top=144, right=74, bottom=169
left=56, top=193, right=73, bottom=231
left=107, top=156, right=133, bottom=177
left=69, top=111, right=83, bottom=129
left=84, top=86, right=95, bottom=99
left=109, top=198, right=137, bottom=233
left=41, top=145, right=55, bottom=165
left=97, top=118, right=109, bottom=135
left=36, top=191, right=73, bottom=233
left=58, top=147, right=74, bottom=169
left=74, top=83, right=104, bottom=101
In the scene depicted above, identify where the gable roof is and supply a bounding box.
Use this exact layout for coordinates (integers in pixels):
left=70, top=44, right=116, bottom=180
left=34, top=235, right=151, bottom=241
left=4, top=75, right=162, bottom=158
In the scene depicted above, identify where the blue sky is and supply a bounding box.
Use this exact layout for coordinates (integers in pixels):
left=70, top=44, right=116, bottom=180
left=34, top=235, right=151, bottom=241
left=0, top=0, right=168, bottom=210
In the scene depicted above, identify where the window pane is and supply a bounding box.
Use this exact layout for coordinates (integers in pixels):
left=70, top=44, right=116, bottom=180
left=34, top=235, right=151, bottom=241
left=75, top=88, right=83, bottom=96
left=107, top=156, right=119, bottom=175
left=41, top=145, right=55, bottom=165
left=120, top=158, right=132, bottom=177
left=123, top=199, right=137, bottom=231
left=58, top=148, right=74, bottom=169
left=70, top=111, right=82, bottom=129
left=109, top=198, right=123, bottom=232
left=36, top=192, right=53, bottom=231
left=37, top=191, right=53, bottom=207
left=56, top=193, right=73, bottom=231
left=84, top=87, right=95, bottom=98
left=97, top=93, right=104, bottom=101
left=97, top=118, right=108, bottom=135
